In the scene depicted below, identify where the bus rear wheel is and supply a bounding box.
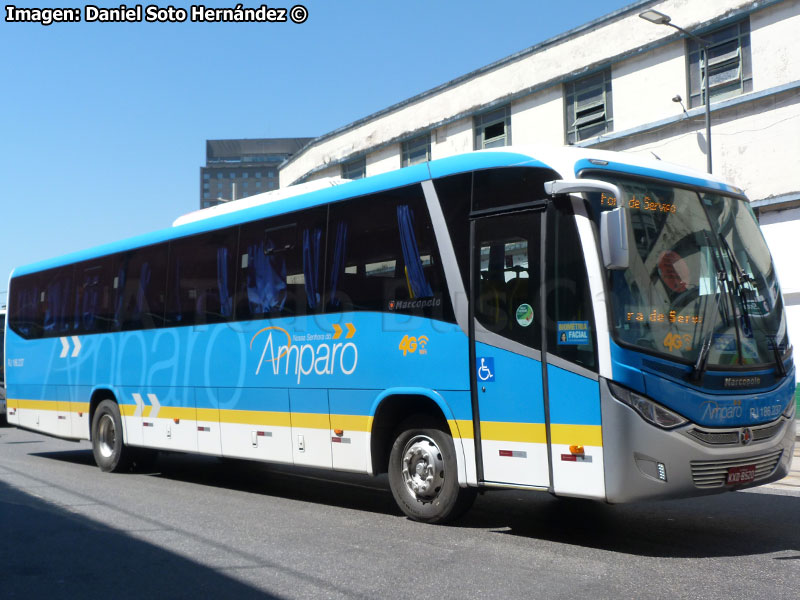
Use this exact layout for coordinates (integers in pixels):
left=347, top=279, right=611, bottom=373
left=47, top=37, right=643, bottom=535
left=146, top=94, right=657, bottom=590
left=91, top=399, right=133, bottom=473
left=388, top=419, right=476, bottom=523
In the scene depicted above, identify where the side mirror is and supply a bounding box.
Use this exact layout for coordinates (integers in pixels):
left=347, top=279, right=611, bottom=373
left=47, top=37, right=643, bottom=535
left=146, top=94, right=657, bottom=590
left=544, top=178, right=622, bottom=199
left=600, top=207, right=629, bottom=270
left=544, top=178, right=629, bottom=270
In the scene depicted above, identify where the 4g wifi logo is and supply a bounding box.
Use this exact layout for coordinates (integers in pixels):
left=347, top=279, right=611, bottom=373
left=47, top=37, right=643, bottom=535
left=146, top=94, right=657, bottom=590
left=398, top=335, right=429, bottom=356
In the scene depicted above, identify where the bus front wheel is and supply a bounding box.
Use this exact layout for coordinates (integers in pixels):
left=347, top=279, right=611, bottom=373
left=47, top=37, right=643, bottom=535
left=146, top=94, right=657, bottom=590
left=388, top=419, right=476, bottom=523
left=91, top=399, right=133, bottom=473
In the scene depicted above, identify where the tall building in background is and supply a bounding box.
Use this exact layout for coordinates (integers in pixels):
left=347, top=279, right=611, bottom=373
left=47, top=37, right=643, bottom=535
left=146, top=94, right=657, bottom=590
left=200, top=138, right=312, bottom=208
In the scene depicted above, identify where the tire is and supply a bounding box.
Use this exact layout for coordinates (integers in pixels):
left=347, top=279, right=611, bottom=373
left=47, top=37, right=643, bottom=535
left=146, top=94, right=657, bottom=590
left=388, top=418, right=476, bottom=524
left=91, top=399, right=133, bottom=473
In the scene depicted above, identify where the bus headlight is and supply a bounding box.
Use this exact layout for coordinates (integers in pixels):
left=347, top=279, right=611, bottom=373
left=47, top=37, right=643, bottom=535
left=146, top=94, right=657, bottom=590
left=608, top=381, right=688, bottom=430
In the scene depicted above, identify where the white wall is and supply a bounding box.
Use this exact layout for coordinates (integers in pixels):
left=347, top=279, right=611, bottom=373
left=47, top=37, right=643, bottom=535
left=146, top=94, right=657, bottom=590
left=280, top=0, right=762, bottom=186
left=612, top=41, right=687, bottom=131
left=511, top=87, right=564, bottom=146
left=431, top=118, right=473, bottom=159
left=365, top=144, right=399, bottom=177
left=602, top=92, right=800, bottom=201
left=760, top=206, right=800, bottom=358
left=750, top=0, right=800, bottom=91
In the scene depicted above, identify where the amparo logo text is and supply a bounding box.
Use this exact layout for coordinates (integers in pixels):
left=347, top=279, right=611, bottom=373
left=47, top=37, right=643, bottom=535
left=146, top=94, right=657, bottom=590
left=250, top=326, right=358, bottom=384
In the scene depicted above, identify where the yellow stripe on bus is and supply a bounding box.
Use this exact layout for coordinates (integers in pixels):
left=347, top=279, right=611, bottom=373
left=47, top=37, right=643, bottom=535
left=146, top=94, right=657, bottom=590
left=550, top=424, right=603, bottom=447
left=8, top=399, right=90, bottom=413
left=474, top=421, right=602, bottom=446
left=480, top=421, right=548, bottom=444
left=329, top=414, right=372, bottom=432
left=8, top=400, right=601, bottom=446
left=218, top=409, right=292, bottom=427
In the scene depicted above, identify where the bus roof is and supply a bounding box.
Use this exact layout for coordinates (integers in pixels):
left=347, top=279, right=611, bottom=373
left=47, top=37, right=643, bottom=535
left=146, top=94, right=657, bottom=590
left=12, top=145, right=741, bottom=278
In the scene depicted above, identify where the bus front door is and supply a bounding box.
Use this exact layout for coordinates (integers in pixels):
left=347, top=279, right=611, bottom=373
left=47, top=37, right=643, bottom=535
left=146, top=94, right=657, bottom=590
left=471, top=209, right=550, bottom=488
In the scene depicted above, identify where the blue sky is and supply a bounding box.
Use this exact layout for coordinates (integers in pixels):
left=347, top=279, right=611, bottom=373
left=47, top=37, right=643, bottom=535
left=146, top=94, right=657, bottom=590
left=0, top=0, right=636, bottom=303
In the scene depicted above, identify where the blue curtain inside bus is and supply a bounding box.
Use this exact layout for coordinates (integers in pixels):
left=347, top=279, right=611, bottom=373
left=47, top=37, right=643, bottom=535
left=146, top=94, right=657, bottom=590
left=113, top=266, right=126, bottom=327
left=171, top=261, right=183, bottom=323
left=303, top=227, right=322, bottom=310
left=43, top=277, right=71, bottom=334
left=217, top=246, right=232, bottom=318
left=75, top=271, right=100, bottom=331
left=13, top=285, right=39, bottom=337
left=329, top=221, right=348, bottom=307
left=134, top=262, right=152, bottom=319
left=247, top=240, right=287, bottom=314
left=397, top=205, right=433, bottom=298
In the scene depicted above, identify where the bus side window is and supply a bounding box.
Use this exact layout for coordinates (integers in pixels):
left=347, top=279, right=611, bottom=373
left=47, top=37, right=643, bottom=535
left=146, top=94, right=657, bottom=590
left=115, top=243, right=169, bottom=331
left=235, top=207, right=326, bottom=320
left=166, top=227, right=238, bottom=326
left=434, top=173, right=471, bottom=292
left=546, top=203, right=597, bottom=371
left=325, top=184, right=452, bottom=321
left=41, top=266, right=75, bottom=337
left=8, top=272, right=46, bottom=339
left=73, top=257, right=115, bottom=334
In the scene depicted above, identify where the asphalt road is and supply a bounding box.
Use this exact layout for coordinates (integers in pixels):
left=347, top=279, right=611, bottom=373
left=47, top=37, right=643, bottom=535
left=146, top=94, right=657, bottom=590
left=2, top=423, right=799, bottom=600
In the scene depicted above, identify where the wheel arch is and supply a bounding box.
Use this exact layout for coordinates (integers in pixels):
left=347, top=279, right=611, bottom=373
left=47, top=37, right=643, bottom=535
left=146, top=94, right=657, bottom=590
left=369, top=388, right=468, bottom=484
left=88, top=387, right=120, bottom=441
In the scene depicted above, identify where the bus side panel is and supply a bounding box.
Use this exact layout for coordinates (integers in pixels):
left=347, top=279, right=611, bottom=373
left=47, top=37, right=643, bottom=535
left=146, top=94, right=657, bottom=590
left=476, top=342, right=549, bottom=488
left=547, top=364, right=605, bottom=499
left=289, top=388, right=332, bottom=468
left=4, top=331, right=80, bottom=438
left=329, top=389, right=375, bottom=473
left=69, top=385, right=92, bottom=439
left=218, top=387, right=292, bottom=463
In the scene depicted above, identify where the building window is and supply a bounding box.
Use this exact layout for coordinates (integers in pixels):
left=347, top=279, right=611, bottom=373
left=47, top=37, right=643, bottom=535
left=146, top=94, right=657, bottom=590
left=268, top=170, right=275, bottom=178
left=401, top=133, right=431, bottom=167
left=255, top=172, right=262, bottom=178
left=203, top=192, right=210, bottom=199
left=564, top=70, right=613, bottom=144
left=230, top=172, right=236, bottom=179
left=687, top=19, right=752, bottom=108
left=256, top=181, right=262, bottom=188
left=217, top=173, right=223, bottom=179
left=474, top=106, right=511, bottom=149
left=342, top=156, right=366, bottom=179
left=203, top=183, right=209, bottom=190
left=203, top=173, right=210, bottom=180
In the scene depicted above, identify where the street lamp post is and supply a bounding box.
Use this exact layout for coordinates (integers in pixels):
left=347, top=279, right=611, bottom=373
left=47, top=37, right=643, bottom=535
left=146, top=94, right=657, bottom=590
left=639, top=9, right=713, bottom=174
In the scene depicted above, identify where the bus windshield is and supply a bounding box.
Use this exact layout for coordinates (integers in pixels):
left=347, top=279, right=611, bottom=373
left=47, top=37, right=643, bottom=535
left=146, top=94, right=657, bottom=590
left=589, top=175, right=789, bottom=369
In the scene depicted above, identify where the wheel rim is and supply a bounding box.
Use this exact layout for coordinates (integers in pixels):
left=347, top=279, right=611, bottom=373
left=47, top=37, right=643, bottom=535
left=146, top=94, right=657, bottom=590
left=97, top=413, right=116, bottom=459
left=400, top=435, right=445, bottom=502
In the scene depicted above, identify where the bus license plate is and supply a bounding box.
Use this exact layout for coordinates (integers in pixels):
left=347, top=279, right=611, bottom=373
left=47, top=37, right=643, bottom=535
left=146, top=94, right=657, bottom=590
left=727, top=465, right=756, bottom=485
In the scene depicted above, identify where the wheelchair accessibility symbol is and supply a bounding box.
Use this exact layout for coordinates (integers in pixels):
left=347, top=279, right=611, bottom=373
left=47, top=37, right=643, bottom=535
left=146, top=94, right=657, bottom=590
left=477, top=357, right=495, bottom=382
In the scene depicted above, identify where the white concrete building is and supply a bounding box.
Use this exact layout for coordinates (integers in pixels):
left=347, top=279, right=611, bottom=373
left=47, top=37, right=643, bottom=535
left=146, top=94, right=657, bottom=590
left=279, top=0, right=800, bottom=371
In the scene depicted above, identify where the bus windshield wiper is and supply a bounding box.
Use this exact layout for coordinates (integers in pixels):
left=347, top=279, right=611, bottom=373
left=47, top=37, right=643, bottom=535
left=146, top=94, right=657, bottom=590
left=688, top=268, right=726, bottom=383
left=689, top=233, right=733, bottom=382
left=717, top=232, right=786, bottom=375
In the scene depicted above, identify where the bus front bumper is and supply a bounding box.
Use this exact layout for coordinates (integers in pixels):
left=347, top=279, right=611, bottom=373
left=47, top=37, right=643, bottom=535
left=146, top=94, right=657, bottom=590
left=601, top=379, right=795, bottom=503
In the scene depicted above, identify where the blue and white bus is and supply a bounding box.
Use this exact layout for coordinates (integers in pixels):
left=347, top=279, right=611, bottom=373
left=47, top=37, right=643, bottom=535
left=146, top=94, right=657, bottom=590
left=5, top=146, right=795, bottom=522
